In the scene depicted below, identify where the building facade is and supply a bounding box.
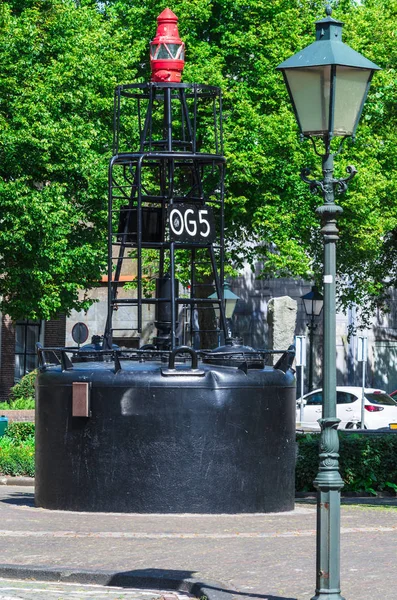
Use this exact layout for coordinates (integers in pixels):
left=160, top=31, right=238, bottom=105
left=1, top=272, right=397, bottom=399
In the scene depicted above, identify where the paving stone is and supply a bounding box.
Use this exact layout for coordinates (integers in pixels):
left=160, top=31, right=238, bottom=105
left=0, top=487, right=395, bottom=600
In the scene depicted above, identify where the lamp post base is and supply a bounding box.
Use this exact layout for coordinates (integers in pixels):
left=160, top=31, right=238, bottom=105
left=312, top=593, right=345, bottom=600
left=310, top=487, right=345, bottom=600
left=312, top=418, right=345, bottom=600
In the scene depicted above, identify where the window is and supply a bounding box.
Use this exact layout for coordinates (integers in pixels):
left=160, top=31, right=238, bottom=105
left=337, top=392, right=356, bottom=404
left=366, top=392, right=397, bottom=406
left=306, top=392, right=323, bottom=405
left=15, top=320, right=41, bottom=381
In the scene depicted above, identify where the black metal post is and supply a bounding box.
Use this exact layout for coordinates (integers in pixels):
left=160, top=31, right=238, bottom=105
left=308, top=313, right=315, bottom=392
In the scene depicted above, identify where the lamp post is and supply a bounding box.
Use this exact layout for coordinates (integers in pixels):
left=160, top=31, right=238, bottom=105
left=277, top=6, right=380, bottom=600
left=301, top=286, right=324, bottom=392
left=209, top=282, right=240, bottom=341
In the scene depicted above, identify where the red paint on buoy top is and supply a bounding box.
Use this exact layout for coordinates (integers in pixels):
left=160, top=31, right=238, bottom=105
left=150, top=8, right=185, bottom=82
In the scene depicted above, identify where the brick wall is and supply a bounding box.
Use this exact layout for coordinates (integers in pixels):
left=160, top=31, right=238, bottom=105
left=0, top=410, right=34, bottom=423
left=44, top=314, right=66, bottom=347
left=0, top=316, right=16, bottom=401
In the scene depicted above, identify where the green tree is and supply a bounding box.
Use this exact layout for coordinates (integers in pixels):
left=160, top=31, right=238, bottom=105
left=1, top=0, right=396, bottom=325
left=184, top=0, right=397, bottom=325
left=107, top=0, right=397, bottom=324
left=0, top=0, right=136, bottom=319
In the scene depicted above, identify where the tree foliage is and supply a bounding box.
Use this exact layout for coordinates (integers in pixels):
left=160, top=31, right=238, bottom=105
left=0, top=0, right=135, bottom=319
left=0, top=0, right=396, bottom=323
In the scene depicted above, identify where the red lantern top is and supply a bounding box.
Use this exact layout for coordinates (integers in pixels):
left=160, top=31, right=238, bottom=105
left=150, top=8, right=185, bottom=83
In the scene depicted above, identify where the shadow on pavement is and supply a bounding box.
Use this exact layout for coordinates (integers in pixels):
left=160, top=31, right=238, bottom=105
left=0, top=491, right=35, bottom=507
left=108, top=569, right=297, bottom=600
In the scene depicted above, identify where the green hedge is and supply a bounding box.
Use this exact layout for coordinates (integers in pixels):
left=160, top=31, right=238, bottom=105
left=0, top=421, right=35, bottom=477
left=0, top=437, right=34, bottom=477
left=4, top=422, right=35, bottom=443
left=296, top=432, right=397, bottom=494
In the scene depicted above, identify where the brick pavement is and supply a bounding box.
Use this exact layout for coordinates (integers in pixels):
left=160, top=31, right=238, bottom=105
left=0, top=487, right=395, bottom=600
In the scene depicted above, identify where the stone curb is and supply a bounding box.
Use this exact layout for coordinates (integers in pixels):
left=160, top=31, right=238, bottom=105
left=0, top=477, right=34, bottom=486
left=0, top=564, right=234, bottom=600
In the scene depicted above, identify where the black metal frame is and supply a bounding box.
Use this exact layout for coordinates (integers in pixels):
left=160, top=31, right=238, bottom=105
left=103, top=82, right=228, bottom=350
left=36, top=343, right=295, bottom=375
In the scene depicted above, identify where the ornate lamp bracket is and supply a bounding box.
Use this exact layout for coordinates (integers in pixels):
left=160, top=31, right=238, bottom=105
left=300, top=164, right=357, bottom=204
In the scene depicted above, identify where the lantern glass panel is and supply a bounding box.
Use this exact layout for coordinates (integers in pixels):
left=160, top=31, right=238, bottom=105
left=225, top=298, right=237, bottom=319
left=303, top=297, right=323, bottom=317
left=312, top=298, right=323, bottom=316
left=333, top=66, right=371, bottom=135
left=213, top=303, right=220, bottom=320
left=284, top=66, right=331, bottom=136
left=152, top=43, right=184, bottom=60
left=303, top=298, right=313, bottom=316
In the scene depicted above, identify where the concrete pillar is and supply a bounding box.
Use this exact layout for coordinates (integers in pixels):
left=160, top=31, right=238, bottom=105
left=267, top=296, right=297, bottom=363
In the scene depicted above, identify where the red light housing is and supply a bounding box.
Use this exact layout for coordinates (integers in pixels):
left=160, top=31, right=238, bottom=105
left=150, top=9, right=185, bottom=83
left=364, top=405, right=384, bottom=412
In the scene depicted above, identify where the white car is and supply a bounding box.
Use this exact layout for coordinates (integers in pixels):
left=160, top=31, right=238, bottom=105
left=296, top=386, right=397, bottom=430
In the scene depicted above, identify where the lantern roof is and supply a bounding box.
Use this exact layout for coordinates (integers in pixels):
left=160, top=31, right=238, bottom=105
left=276, top=7, right=380, bottom=71
left=157, top=8, right=177, bottom=21
left=152, top=8, right=182, bottom=44
left=208, top=282, right=240, bottom=302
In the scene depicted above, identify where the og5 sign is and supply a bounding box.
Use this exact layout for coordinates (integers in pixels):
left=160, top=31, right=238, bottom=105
left=168, top=204, right=216, bottom=243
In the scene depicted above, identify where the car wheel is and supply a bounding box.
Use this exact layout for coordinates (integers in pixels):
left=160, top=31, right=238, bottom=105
left=346, top=422, right=366, bottom=429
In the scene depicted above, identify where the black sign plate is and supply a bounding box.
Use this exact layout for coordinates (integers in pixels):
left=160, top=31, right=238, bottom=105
left=167, top=204, right=216, bottom=243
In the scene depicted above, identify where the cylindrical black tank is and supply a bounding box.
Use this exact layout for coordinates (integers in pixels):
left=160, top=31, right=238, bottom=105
left=35, top=352, right=296, bottom=513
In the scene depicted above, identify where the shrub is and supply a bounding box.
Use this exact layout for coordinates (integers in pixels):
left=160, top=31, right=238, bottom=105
left=0, top=436, right=34, bottom=477
left=4, top=422, right=35, bottom=443
left=296, top=432, right=397, bottom=494
left=0, top=371, right=37, bottom=410
left=8, top=397, right=35, bottom=410
left=9, top=371, right=37, bottom=407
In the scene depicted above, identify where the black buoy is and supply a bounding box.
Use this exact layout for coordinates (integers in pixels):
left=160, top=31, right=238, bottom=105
left=35, top=10, right=296, bottom=514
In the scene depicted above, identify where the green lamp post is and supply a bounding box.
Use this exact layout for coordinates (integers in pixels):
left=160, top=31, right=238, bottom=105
left=209, top=282, right=240, bottom=340
left=277, top=6, right=380, bottom=600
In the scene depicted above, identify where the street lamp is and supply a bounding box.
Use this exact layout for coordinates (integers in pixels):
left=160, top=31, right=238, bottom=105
left=277, top=6, right=380, bottom=600
left=209, top=282, right=240, bottom=341
left=301, top=286, right=324, bottom=392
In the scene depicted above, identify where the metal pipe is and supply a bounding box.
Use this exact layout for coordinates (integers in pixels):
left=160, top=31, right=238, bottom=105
left=137, top=157, right=143, bottom=333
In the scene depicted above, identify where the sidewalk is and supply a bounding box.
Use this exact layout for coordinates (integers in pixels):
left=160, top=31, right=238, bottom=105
left=0, top=486, right=395, bottom=600
left=0, top=579, right=193, bottom=600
